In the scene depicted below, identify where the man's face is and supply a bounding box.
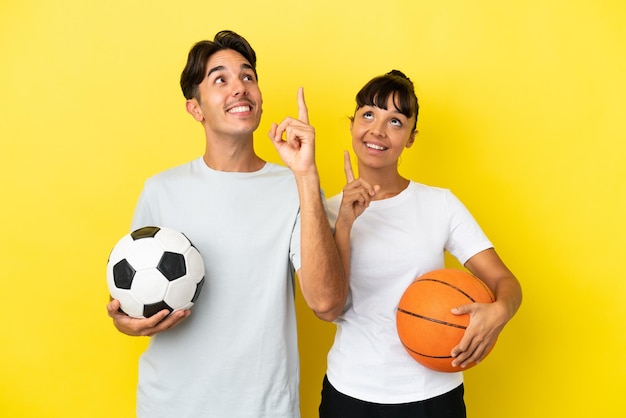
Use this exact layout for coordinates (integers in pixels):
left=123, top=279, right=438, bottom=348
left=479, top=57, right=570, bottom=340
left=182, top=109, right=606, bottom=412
left=190, top=49, right=263, bottom=139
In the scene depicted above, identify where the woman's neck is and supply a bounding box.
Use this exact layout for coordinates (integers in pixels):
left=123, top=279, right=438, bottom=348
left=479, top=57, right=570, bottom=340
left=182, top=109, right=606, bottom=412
left=359, top=166, right=410, bottom=200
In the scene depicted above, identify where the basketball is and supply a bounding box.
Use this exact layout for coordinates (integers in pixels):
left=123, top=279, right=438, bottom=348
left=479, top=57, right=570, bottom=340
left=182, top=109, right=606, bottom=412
left=396, top=268, right=496, bottom=372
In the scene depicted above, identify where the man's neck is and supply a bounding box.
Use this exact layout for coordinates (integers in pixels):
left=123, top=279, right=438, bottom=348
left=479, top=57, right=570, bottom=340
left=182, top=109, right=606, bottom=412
left=203, top=133, right=265, bottom=172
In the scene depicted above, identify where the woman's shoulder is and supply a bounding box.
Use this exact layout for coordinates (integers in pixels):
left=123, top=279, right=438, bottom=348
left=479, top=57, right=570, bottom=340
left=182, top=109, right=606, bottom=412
left=408, top=181, right=453, bottom=197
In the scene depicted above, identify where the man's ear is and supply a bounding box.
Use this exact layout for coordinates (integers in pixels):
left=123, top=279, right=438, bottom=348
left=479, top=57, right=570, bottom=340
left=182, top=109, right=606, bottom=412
left=186, top=99, right=204, bottom=122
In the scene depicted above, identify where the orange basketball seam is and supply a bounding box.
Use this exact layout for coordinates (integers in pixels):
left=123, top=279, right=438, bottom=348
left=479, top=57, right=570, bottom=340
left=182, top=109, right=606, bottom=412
left=396, top=307, right=467, bottom=329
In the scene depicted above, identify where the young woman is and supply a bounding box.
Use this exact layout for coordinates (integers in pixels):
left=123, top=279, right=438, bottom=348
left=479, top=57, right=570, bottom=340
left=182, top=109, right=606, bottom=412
left=319, top=70, right=522, bottom=418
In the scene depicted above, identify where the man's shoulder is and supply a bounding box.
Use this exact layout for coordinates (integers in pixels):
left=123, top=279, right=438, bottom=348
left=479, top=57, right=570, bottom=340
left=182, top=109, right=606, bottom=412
left=263, top=161, right=291, bottom=174
left=145, top=158, right=199, bottom=182
left=256, top=162, right=299, bottom=186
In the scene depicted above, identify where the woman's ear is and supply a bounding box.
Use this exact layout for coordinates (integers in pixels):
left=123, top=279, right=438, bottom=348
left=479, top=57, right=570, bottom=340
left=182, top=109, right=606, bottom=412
left=186, top=99, right=204, bottom=122
left=406, top=130, right=417, bottom=148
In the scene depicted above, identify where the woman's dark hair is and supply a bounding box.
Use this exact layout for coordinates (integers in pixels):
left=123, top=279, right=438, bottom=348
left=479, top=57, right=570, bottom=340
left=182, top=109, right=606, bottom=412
left=354, top=70, right=419, bottom=132
left=180, top=30, right=258, bottom=100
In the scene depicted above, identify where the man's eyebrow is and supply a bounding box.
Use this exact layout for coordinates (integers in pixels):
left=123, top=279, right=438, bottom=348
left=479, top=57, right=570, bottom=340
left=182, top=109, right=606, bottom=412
left=207, top=65, right=225, bottom=78
left=207, top=63, right=254, bottom=78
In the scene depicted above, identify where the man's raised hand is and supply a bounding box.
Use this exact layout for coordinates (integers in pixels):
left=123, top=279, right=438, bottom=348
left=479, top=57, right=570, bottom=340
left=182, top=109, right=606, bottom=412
left=268, top=87, right=316, bottom=175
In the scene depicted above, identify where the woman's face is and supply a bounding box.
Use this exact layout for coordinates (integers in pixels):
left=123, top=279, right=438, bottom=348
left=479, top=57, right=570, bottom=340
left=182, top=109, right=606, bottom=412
left=350, top=94, right=416, bottom=170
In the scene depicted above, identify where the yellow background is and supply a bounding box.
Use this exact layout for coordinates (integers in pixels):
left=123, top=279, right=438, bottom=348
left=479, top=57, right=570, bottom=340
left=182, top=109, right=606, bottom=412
left=1, top=0, right=624, bottom=417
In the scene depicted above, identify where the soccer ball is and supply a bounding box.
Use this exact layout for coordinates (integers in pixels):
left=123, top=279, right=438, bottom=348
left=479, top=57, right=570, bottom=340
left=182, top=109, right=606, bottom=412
left=106, top=226, right=205, bottom=318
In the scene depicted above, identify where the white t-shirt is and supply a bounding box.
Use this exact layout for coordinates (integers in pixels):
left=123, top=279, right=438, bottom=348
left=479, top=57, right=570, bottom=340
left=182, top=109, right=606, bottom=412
left=325, top=181, right=493, bottom=404
left=131, top=157, right=302, bottom=418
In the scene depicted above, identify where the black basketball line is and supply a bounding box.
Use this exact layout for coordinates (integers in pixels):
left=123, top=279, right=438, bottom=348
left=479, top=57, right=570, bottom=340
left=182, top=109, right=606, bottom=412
left=397, top=307, right=467, bottom=330
left=417, top=277, right=490, bottom=302
left=399, top=339, right=453, bottom=359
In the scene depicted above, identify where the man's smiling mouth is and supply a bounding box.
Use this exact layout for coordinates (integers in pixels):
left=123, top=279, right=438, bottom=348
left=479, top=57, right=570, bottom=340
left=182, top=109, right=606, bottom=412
left=228, top=105, right=251, bottom=113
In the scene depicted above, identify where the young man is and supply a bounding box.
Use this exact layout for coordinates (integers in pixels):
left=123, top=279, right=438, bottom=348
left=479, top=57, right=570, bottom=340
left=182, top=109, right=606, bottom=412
left=106, top=30, right=346, bottom=418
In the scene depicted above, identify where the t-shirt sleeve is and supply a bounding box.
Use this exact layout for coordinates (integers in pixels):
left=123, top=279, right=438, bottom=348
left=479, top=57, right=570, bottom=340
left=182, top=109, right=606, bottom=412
left=290, top=208, right=302, bottom=273
left=444, top=190, right=493, bottom=265
left=130, top=183, right=156, bottom=232
left=291, top=189, right=333, bottom=273
left=325, top=193, right=342, bottom=233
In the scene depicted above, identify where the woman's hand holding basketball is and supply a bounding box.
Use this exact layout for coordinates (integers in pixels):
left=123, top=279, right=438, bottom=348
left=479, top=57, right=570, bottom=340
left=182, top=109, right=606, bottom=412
left=450, top=300, right=508, bottom=368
